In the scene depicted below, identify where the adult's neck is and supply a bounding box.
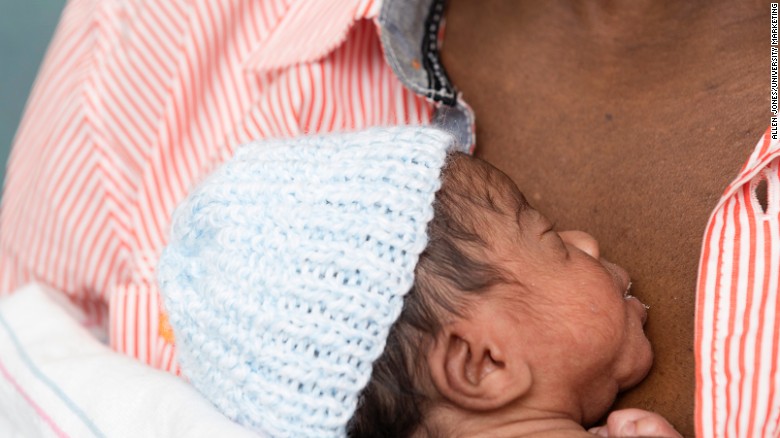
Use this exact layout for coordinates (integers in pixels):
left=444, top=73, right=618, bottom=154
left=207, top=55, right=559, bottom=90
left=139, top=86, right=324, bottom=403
left=448, top=0, right=764, bottom=56
left=557, top=0, right=744, bottom=37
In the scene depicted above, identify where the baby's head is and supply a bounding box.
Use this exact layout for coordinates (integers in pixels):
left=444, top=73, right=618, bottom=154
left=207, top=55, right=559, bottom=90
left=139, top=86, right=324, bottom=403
left=350, top=153, right=652, bottom=436
left=157, top=127, right=652, bottom=437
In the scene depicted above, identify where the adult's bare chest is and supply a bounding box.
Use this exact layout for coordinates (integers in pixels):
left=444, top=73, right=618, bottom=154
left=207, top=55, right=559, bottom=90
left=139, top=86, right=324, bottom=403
left=441, top=4, right=765, bottom=433
left=462, top=77, right=763, bottom=275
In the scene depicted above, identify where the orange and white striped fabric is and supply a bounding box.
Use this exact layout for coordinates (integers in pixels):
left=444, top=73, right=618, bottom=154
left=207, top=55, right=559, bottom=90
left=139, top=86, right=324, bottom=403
left=0, top=0, right=778, bottom=436
left=695, top=128, right=780, bottom=437
left=0, top=0, right=432, bottom=372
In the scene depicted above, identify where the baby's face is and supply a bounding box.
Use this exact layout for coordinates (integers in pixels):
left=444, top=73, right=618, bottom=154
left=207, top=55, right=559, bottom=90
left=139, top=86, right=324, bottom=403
left=499, top=207, right=653, bottom=390
left=449, top=156, right=653, bottom=419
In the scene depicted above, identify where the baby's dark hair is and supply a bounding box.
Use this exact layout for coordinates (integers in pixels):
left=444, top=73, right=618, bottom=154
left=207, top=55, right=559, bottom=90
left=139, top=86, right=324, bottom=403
left=348, top=153, right=527, bottom=437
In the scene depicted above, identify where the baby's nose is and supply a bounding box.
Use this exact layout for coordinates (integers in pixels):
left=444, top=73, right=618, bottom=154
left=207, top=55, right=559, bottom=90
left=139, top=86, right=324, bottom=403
left=558, top=230, right=600, bottom=259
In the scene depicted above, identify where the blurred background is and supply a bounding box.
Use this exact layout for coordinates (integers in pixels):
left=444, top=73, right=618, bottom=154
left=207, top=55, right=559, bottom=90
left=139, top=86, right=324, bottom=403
left=1, top=0, right=65, bottom=197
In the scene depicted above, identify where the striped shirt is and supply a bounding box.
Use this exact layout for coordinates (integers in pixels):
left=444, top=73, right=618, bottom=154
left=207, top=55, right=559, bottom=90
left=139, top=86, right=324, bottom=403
left=0, top=0, right=777, bottom=436
left=696, top=131, right=780, bottom=437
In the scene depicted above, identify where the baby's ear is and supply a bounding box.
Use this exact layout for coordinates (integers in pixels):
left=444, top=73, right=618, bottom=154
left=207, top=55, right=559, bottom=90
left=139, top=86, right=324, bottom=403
left=427, top=316, right=532, bottom=411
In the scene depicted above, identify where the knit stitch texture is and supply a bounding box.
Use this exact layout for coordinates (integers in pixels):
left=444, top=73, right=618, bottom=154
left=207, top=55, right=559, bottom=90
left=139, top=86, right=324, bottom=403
left=157, top=127, right=455, bottom=437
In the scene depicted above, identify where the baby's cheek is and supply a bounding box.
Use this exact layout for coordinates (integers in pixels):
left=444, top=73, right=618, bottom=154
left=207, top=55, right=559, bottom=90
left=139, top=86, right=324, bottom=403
left=573, top=299, right=626, bottom=337
left=558, top=308, right=624, bottom=355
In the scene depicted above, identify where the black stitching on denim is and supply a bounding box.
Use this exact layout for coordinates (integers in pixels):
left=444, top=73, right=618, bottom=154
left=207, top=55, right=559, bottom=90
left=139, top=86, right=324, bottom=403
left=422, top=0, right=457, bottom=106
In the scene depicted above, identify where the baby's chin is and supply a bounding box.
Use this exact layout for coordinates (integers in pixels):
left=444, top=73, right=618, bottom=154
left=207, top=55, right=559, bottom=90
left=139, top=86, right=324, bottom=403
left=582, top=346, right=654, bottom=426
left=573, top=338, right=655, bottom=425
left=616, top=337, right=654, bottom=392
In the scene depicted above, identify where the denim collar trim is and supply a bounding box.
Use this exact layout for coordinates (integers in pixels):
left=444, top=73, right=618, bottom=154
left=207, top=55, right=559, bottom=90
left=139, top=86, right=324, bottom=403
left=380, top=0, right=475, bottom=151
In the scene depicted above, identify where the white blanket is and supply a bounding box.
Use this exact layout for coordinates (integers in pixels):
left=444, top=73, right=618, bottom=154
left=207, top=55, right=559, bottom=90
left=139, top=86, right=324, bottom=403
left=0, top=284, right=260, bottom=437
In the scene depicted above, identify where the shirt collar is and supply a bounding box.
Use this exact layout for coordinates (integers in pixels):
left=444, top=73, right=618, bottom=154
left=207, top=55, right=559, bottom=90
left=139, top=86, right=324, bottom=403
left=243, top=0, right=474, bottom=151
left=244, top=0, right=380, bottom=72
left=243, top=0, right=453, bottom=104
left=719, top=125, right=780, bottom=209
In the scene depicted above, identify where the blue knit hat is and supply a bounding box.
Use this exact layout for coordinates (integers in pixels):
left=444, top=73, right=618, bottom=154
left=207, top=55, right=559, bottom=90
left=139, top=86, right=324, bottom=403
left=157, top=127, right=456, bottom=437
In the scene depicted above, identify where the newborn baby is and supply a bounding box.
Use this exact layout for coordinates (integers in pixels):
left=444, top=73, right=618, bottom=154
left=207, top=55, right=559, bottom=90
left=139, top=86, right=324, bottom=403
left=349, top=152, right=677, bottom=438
left=157, top=127, right=681, bottom=437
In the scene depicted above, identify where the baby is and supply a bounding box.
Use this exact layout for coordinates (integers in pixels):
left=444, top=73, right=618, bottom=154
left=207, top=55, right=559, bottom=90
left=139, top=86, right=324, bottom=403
left=348, top=152, right=677, bottom=438
left=157, top=127, right=680, bottom=437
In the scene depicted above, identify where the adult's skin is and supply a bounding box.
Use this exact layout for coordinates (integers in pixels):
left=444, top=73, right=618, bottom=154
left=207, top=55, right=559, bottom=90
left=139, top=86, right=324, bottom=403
left=441, top=1, right=767, bottom=436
